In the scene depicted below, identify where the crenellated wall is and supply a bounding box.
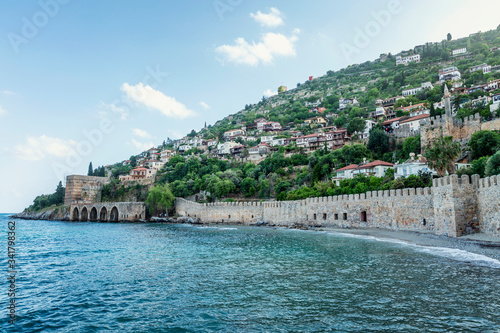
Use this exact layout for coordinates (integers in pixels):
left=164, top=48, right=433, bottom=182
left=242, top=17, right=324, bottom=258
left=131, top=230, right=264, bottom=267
left=477, top=175, right=500, bottom=237
left=176, top=174, right=500, bottom=238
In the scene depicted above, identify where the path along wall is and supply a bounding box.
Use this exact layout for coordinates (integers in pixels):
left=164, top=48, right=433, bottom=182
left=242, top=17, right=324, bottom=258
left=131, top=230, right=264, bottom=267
left=175, top=174, right=500, bottom=238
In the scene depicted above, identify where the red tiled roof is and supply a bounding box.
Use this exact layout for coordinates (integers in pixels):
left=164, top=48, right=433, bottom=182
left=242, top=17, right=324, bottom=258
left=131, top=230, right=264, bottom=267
left=335, top=164, right=358, bottom=172
left=358, top=160, right=394, bottom=169
left=382, top=116, right=408, bottom=126
left=398, top=114, right=430, bottom=124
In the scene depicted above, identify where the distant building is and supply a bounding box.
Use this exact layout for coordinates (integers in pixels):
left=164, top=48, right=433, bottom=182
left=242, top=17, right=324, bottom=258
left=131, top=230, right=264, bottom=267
left=278, top=85, right=287, bottom=93
left=304, top=116, right=327, bottom=127
left=333, top=159, right=394, bottom=182
left=160, top=149, right=176, bottom=163
left=397, top=114, right=430, bottom=132
left=248, top=143, right=271, bottom=155
left=439, top=67, right=461, bottom=83
left=395, top=153, right=436, bottom=179
left=452, top=47, right=467, bottom=56
left=396, top=54, right=421, bottom=66
left=339, top=98, right=359, bottom=110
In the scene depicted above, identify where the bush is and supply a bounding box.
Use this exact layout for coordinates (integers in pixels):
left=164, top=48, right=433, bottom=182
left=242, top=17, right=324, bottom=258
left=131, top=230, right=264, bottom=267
left=485, top=151, right=500, bottom=176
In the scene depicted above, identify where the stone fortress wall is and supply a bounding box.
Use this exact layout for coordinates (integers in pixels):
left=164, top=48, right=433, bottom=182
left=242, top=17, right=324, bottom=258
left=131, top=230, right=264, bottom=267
left=176, top=174, right=500, bottom=238
left=64, top=175, right=109, bottom=205
left=420, top=113, right=500, bottom=148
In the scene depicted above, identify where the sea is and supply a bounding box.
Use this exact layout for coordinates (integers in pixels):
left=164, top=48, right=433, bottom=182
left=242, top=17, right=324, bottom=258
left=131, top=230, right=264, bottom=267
left=1, top=213, right=499, bottom=332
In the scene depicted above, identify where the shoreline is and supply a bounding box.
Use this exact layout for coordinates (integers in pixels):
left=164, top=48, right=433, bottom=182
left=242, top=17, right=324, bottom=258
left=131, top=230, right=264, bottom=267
left=10, top=214, right=500, bottom=262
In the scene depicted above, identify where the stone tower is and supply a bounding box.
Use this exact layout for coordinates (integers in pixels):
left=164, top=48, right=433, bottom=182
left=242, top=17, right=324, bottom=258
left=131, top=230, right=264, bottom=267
left=444, top=84, right=452, bottom=118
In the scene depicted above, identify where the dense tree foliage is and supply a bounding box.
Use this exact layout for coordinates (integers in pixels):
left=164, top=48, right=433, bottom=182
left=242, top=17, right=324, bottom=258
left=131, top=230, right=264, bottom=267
left=27, top=182, right=65, bottom=212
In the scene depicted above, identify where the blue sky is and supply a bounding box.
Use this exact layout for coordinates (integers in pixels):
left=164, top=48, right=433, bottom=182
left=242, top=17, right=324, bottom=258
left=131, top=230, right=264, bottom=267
left=0, top=0, right=499, bottom=212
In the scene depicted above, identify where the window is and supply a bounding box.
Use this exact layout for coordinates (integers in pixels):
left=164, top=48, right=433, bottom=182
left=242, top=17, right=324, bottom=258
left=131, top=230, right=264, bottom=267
left=313, top=214, right=317, bottom=220
left=323, top=213, right=327, bottom=220
left=360, top=211, right=367, bottom=222
left=334, top=213, right=339, bottom=220
left=343, top=213, right=347, bottom=220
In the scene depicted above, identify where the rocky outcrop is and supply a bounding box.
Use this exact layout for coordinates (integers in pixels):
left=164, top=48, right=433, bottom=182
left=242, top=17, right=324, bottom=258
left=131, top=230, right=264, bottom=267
left=13, top=206, right=70, bottom=221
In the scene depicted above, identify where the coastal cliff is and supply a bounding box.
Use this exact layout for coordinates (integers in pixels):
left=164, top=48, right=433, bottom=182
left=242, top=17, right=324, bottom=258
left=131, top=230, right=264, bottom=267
left=13, top=206, right=70, bottom=221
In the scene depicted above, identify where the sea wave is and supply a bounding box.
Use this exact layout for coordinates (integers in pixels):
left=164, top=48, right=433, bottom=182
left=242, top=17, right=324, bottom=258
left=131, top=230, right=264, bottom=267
left=329, top=232, right=500, bottom=269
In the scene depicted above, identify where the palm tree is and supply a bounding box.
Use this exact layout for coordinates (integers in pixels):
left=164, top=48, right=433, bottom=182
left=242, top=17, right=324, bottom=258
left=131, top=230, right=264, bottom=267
left=424, top=136, right=461, bottom=177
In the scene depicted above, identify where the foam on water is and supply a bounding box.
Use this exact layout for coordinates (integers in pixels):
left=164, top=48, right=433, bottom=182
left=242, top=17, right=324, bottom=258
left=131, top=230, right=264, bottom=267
left=329, top=231, right=500, bottom=269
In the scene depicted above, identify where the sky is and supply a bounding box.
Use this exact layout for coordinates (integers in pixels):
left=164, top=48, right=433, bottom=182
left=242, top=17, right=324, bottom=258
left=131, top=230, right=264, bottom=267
left=0, top=0, right=499, bottom=213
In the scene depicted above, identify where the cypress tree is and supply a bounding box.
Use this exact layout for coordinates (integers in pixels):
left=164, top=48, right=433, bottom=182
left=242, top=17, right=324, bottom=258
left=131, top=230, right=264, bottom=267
left=88, top=162, right=93, bottom=176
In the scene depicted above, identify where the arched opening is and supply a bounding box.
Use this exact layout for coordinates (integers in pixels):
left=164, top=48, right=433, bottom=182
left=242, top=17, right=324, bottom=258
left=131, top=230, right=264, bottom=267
left=90, top=207, right=98, bottom=221
left=343, top=213, right=347, bottom=220
left=334, top=213, right=339, bottom=220
left=323, top=213, right=327, bottom=220
left=360, top=211, right=367, bottom=222
left=313, top=213, right=317, bottom=220
left=100, top=207, right=108, bottom=222
left=80, top=207, right=88, bottom=222
left=423, top=218, right=427, bottom=226
left=72, top=207, right=79, bottom=221
left=110, top=206, right=119, bottom=222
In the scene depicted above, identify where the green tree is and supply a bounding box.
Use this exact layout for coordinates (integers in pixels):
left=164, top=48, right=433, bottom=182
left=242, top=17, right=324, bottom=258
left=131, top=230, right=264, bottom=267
left=447, top=33, right=452, bottom=41
left=424, top=136, right=461, bottom=176
left=88, top=162, right=93, bottom=176
left=347, top=117, right=366, bottom=135
left=485, top=151, right=500, bottom=176
left=367, top=128, right=389, bottom=156
left=468, top=130, right=500, bottom=160
left=146, top=184, right=175, bottom=216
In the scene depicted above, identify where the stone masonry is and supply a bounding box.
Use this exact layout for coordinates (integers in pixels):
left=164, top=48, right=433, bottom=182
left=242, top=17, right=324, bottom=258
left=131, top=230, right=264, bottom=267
left=64, top=175, right=109, bottom=206
left=176, top=174, right=500, bottom=238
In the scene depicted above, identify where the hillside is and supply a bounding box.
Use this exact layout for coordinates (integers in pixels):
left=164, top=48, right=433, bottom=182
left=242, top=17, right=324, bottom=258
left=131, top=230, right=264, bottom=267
left=27, top=26, right=500, bottom=211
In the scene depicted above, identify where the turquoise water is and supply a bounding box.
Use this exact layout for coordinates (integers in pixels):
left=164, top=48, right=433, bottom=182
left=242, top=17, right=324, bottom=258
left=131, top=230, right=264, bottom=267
left=1, top=213, right=499, bottom=332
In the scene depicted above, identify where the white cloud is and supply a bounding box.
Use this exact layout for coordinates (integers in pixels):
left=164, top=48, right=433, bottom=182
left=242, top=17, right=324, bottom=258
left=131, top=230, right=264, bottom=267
left=132, top=128, right=152, bottom=139
left=121, top=83, right=196, bottom=119
left=1, top=90, right=20, bottom=96
left=216, top=31, right=299, bottom=66
left=0, top=106, right=6, bottom=117
left=13, top=135, right=78, bottom=161
left=263, top=89, right=278, bottom=98
left=199, top=101, right=211, bottom=110
left=100, top=102, right=129, bottom=120
left=250, top=8, right=284, bottom=28
left=130, top=139, right=154, bottom=152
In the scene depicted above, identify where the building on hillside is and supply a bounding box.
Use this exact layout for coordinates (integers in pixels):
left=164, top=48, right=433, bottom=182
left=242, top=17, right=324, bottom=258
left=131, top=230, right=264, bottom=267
left=178, top=144, right=192, bottom=153
left=402, top=82, right=434, bottom=97
left=333, top=160, right=394, bottom=183
left=397, top=114, right=430, bottom=132
left=223, top=129, right=245, bottom=140
left=160, top=149, right=176, bottom=163
left=119, top=167, right=156, bottom=182
left=382, top=96, right=403, bottom=108
left=452, top=47, right=467, bottom=56
left=309, top=107, right=326, bottom=114
left=295, top=133, right=327, bottom=152
left=339, top=98, right=359, bottom=110
left=230, top=145, right=245, bottom=158
left=145, top=160, right=165, bottom=170
left=255, top=118, right=268, bottom=131
left=394, top=153, right=435, bottom=179
left=469, top=63, right=491, bottom=74
left=439, top=67, right=461, bottom=83
left=263, top=122, right=282, bottom=132
left=278, top=85, right=287, bottom=93
left=490, top=94, right=500, bottom=112
left=382, top=116, right=409, bottom=133
left=396, top=54, right=421, bottom=66
left=147, top=147, right=159, bottom=155
left=356, top=119, right=377, bottom=139
left=248, top=143, right=271, bottom=155
left=217, top=141, right=239, bottom=157
left=325, top=129, right=351, bottom=150
left=205, top=139, right=218, bottom=149
left=304, top=116, right=327, bottom=127
left=122, top=160, right=131, bottom=166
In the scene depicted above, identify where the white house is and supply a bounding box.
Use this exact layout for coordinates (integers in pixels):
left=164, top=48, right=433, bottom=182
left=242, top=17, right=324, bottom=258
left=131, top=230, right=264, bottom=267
left=333, top=160, right=394, bottom=183
left=402, top=86, right=422, bottom=97
left=452, top=47, right=467, bottom=56
left=397, top=114, right=430, bottom=132
left=217, top=141, right=239, bottom=156
left=396, top=54, right=421, bottom=66
left=160, top=149, right=176, bottom=163
left=339, top=98, right=359, bottom=110
left=357, top=119, right=376, bottom=139
left=439, top=67, right=461, bottom=83
left=394, top=153, right=436, bottom=179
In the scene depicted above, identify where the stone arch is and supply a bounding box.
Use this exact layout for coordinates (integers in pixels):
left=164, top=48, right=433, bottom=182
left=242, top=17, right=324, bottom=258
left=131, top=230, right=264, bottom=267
left=72, top=207, right=79, bottom=221
left=99, top=207, right=108, bottom=222
left=110, top=206, right=119, bottom=222
left=90, top=207, right=98, bottom=221
left=80, top=207, right=88, bottom=222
